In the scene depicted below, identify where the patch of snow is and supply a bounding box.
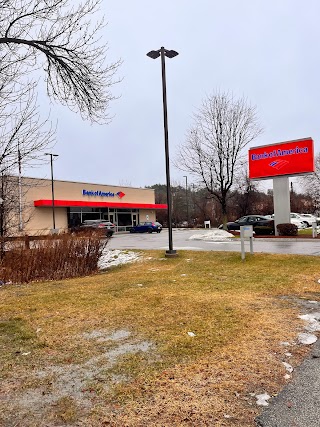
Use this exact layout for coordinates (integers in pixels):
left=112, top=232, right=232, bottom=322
left=98, top=249, right=140, bottom=269
left=284, top=374, right=291, bottom=380
left=188, top=229, right=235, bottom=241
left=299, top=313, right=320, bottom=322
left=285, top=352, right=292, bottom=357
left=282, top=361, right=293, bottom=373
left=187, top=332, right=196, bottom=337
left=299, top=313, right=320, bottom=332
left=308, top=300, right=318, bottom=304
left=297, top=332, right=318, bottom=345
left=280, top=341, right=292, bottom=347
left=256, top=393, right=271, bottom=406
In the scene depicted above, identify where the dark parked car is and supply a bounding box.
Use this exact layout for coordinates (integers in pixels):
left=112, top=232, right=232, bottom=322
left=219, top=215, right=275, bottom=234
left=80, top=219, right=115, bottom=237
left=130, top=221, right=162, bottom=233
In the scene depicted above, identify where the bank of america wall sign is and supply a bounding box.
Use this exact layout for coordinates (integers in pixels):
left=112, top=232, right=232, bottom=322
left=82, top=189, right=126, bottom=198
left=248, top=137, right=315, bottom=180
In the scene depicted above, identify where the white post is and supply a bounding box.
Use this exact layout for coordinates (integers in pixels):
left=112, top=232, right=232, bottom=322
left=240, top=225, right=254, bottom=261
left=312, top=222, right=317, bottom=238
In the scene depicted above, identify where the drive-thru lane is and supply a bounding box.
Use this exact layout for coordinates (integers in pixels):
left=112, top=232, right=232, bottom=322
left=108, top=229, right=320, bottom=256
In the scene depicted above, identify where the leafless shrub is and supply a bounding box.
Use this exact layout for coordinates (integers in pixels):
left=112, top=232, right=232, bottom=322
left=0, top=229, right=108, bottom=284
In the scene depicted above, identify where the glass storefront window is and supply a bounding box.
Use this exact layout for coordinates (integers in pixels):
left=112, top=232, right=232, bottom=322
left=67, top=207, right=141, bottom=228
left=82, top=212, right=101, bottom=222
left=79, top=207, right=94, bottom=213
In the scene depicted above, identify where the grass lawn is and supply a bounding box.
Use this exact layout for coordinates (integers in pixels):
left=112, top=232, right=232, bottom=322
left=298, top=227, right=316, bottom=236
left=1, top=250, right=320, bottom=426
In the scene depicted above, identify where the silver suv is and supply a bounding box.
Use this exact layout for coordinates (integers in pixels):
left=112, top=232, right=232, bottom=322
left=81, top=220, right=115, bottom=236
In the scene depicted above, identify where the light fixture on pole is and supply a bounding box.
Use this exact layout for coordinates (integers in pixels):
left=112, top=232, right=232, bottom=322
left=183, top=175, right=189, bottom=226
left=45, top=153, right=59, bottom=232
left=147, top=47, right=178, bottom=257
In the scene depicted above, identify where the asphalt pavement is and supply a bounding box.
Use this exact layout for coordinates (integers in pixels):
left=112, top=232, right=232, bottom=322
left=256, top=337, right=320, bottom=427
left=109, top=228, right=320, bottom=256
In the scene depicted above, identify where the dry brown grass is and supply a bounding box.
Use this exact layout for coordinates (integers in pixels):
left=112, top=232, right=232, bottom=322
left=1, top=250, right=320, bottom=426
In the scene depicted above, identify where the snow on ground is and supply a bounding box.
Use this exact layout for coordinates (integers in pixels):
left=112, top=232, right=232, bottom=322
left=98, top=249, right=140, bottom=270
left=188, top=229, right=235, bottom=241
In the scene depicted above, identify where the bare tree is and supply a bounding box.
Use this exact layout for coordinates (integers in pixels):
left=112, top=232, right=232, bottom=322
left=300, top=153, right=320, bottom=212
left=0, top=0, right=121, bottom=123
left=0, top=83, right=55, bottom=175
left=175, top=92, right=262, bottom=225
left=0, top=85, right=55, bottom=243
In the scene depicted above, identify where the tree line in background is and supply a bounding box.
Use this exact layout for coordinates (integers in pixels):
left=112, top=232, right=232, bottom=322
left=148, top=182, right=315, bottom=228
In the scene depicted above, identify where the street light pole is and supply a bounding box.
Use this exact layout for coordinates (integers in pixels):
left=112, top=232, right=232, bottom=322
left=45, top=153, right=58, bottom=231
left=147, top=47, right=178, bottom=257
left=183, top=175, right=189, bottom=226
left=17, top=140, right=23, bottom=231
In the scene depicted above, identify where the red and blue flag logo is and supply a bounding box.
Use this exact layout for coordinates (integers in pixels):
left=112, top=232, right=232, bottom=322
left=116, top=191, right=125, bottom=199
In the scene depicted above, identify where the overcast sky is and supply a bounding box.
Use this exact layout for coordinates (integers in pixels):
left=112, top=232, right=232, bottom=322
left=26, top=0, right=320, bottom=191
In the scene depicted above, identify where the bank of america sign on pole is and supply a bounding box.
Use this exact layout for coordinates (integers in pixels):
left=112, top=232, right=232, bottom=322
left=249, top=137, right=315, bottom=180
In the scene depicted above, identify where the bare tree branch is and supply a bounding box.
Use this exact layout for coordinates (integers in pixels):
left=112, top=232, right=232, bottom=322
left=0, top=0, right=121, bottom=123
left=300, top=153, right=320, bottom=211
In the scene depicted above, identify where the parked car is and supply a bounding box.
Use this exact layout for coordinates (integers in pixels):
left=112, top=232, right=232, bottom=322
left=219, top=215, right=275, bottom=234
left=290, top=213, right=309, bottom=228
left=298, top=213, right=318, bottom=227
left=263, top=213, right=307, bottom=229
left=80, top=219, right=115, bottom=236
left=130, top=221, right=162, bottom=233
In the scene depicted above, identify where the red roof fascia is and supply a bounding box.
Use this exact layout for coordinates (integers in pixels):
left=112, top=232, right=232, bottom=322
left=34, top=199, right=168, bottom=209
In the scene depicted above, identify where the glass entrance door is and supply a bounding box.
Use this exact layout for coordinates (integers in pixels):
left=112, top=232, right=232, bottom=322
left=132, top=213, right=138, bottom=226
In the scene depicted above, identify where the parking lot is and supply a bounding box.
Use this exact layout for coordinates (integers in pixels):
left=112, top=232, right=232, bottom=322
left=108, top=228, right=320, bottom=256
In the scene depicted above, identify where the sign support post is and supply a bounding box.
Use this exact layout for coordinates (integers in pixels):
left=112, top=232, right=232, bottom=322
left=240, top=225, right=254, bottom=261
left=273, top=176, right=290, bottom=236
